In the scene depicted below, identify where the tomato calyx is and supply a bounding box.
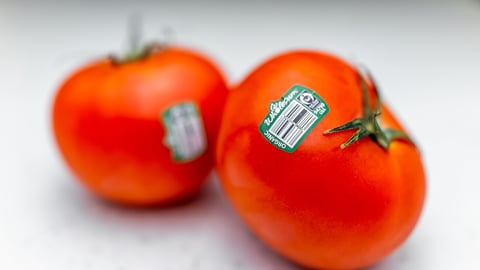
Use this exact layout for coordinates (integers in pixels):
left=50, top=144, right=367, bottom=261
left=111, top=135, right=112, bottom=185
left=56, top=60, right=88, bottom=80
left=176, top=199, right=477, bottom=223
left=110, top=42, right=166, bottom=65
left=109, top=16, right=170, bottom=65
left=324, top=71, right=413, bottom=150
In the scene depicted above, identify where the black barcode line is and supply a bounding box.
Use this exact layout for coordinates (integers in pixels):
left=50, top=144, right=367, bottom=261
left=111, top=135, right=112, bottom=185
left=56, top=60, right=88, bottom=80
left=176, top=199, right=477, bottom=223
left=293, top=108, right=307, bottom=123
left=268, top=101, right=318, bottom=147
left=285, top=104, right=300, bottom=118
left=284, top=128, right=301, bottom=146
left=272, top=117, right=288, bottom=135
left=281, top=123, right=295, bottom=139
left=298, top=113, right=316, bottom=129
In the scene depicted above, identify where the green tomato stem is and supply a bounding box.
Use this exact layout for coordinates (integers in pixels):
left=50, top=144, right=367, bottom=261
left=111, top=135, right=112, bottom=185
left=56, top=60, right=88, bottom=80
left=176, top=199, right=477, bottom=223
left=110, top=15, right=168, bottom=65
left=324, top=70, right=414, bottom=150
left=110, top=42, right=165, bottom=65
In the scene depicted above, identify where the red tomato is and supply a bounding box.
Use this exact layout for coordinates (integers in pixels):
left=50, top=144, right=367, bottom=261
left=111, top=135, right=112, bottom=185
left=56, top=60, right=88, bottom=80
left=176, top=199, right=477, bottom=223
left=216, top=50, right=426, bottom=269
left=52, top=46, right=228, bottom=206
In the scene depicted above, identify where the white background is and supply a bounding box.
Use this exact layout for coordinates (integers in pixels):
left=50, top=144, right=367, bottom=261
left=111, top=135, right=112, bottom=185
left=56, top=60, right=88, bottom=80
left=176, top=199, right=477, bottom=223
left=1, top=0, right=480, bottom=269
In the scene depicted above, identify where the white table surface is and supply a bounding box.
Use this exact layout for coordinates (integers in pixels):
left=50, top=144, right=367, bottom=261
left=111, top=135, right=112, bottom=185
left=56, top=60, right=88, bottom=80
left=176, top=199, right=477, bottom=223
left=1, top=0, right=480, bottom=269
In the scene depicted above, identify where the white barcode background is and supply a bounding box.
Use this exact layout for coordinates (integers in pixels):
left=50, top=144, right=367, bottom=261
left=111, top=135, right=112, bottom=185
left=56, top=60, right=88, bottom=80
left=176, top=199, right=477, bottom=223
left=268, top=100, right=318, bottom=147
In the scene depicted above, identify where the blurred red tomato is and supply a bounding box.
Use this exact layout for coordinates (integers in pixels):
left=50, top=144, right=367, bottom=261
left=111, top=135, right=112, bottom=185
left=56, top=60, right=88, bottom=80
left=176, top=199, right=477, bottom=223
left=52, top=45, right=228, bottom=206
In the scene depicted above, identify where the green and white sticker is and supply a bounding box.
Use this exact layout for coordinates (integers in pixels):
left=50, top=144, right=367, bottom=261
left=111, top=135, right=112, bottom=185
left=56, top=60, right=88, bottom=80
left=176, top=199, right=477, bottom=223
left=161, top=102, right=207, bottom=162
left=259, top=85, right=329, bottom=153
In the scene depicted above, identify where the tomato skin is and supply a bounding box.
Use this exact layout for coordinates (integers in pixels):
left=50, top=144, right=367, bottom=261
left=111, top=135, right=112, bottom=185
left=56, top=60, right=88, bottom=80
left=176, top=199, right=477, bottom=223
left=216, top=50, right=426, bottom=269
left=52, top=47, right=228, bottom=205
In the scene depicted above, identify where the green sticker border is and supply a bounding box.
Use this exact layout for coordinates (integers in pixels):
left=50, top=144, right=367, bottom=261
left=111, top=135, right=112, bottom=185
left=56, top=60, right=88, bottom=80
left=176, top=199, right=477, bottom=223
left=161, top=101, right=207, bottom=162
left=259, top=85, right=329, bottom=153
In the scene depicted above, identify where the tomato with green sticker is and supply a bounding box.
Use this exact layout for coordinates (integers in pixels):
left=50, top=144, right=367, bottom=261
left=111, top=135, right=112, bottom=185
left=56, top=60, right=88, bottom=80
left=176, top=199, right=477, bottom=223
left=52, top=44, right=228, bottom=206
left=216, top=50, right=426, bottom=269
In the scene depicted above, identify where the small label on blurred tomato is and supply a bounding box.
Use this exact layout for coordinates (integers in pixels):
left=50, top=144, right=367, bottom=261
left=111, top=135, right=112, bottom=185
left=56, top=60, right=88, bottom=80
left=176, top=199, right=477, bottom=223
left=162, top=102, right=207, bottom=162
left=259, top=85, right=329, bottom=153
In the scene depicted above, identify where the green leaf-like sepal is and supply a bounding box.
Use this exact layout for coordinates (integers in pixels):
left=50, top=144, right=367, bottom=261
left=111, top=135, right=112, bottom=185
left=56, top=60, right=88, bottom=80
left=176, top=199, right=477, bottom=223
left=324, top=70, right=414, bottom=150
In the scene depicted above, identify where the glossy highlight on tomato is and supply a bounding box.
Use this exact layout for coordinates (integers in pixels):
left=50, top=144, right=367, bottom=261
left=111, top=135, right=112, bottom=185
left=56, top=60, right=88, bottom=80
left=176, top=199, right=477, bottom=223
left=216, top=50, right=426, bottom=269
left=52, top=46, right=228, bottom=206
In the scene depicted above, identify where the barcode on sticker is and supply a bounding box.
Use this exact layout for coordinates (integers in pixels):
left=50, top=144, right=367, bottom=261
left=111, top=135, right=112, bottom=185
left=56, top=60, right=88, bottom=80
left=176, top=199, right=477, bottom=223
left=268, top=101, right=318, bottom=148
left=161, top=102, right=207, bottom=162
left=259, top=85, right=329, bottom=153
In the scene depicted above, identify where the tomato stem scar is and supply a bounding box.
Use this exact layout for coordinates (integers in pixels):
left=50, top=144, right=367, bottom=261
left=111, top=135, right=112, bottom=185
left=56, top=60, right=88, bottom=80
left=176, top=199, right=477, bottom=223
left=324, top=70, right=414, bottom=150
